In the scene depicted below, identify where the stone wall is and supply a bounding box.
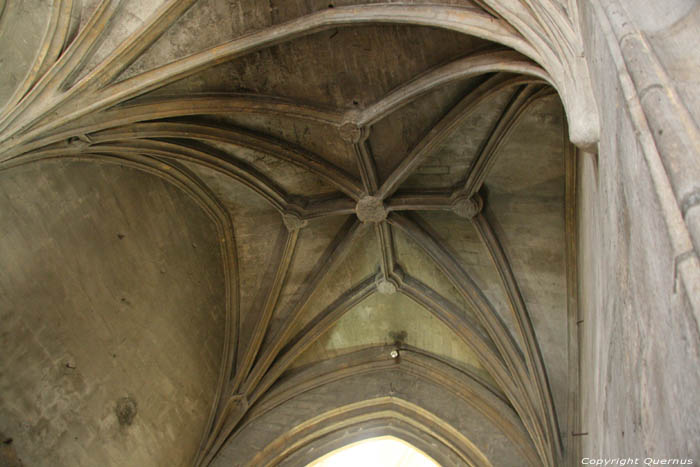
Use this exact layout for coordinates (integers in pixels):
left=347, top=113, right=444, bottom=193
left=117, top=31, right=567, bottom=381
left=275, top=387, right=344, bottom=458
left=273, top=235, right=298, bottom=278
left=577, top=1, right=700, bottom=463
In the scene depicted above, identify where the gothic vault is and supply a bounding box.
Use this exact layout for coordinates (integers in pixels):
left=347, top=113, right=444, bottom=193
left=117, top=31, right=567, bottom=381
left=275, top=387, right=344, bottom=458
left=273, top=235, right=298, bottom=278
left=1, top=1, right=698, bottom=466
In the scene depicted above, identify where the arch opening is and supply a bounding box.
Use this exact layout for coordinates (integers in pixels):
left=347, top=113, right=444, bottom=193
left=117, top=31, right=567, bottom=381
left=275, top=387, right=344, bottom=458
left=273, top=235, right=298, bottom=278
left=307, top=436, right=439, bottom=467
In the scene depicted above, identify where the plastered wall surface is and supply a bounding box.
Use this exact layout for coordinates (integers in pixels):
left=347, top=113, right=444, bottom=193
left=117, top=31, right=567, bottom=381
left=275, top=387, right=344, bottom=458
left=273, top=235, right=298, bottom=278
left=0, top=162, right=226, bottom=466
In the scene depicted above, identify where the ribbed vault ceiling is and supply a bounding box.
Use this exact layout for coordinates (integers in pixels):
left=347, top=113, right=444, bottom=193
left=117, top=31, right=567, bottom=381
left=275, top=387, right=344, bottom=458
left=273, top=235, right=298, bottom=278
left=0, top=1, right=580, bottom=466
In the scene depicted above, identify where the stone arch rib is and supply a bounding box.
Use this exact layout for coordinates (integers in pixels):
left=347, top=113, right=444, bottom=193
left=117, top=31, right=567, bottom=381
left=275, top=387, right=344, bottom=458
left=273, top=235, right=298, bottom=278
left=1, top=2, right=581, bottom=155
left=247, top=398, right=491, bottom=467
left=232, top=348, right=540, bottom=466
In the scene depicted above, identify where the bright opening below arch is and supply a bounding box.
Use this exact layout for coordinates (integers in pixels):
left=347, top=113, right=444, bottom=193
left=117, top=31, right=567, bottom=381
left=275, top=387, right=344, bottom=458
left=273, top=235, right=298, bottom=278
left=307, top=436, right=441, bottom=467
